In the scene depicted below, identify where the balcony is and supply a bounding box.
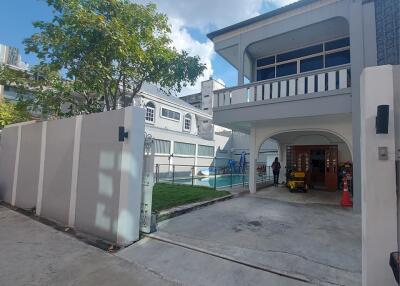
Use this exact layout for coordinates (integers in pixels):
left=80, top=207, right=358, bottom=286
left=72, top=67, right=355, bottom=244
left=214, top=65, right=350, bottom=108
left=212, top=65, right=352, bottom=131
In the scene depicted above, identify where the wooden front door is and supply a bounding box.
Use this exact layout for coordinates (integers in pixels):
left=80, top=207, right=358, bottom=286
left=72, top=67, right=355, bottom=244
left=325, top=146, right=338, bottom=191
left=292, top=145, right=338, bottom=191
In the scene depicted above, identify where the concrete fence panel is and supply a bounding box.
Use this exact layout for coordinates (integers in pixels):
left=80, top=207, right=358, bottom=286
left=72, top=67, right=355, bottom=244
left=41, top=116, right=76, bottom=225
left=0, top=106, right=146, bottom=246
left=74, top=109, right=124, bottom=243
left=15, top=123, right=42, bottom=210
left=0, top=126, right=19, bottom=203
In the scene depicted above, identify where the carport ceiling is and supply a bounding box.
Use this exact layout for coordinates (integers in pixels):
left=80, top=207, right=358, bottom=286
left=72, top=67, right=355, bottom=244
left=271, top=131, right=345, bottom=144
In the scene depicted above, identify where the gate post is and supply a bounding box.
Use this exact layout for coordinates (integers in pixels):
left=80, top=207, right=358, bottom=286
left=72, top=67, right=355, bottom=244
left=140, top=133, right=156, bottom=234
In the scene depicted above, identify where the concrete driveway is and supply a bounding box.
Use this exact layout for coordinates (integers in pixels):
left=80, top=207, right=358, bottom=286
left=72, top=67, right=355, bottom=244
left=0, top=205, right=177, bottom=286
left=119, top=187, right=361, bottom=286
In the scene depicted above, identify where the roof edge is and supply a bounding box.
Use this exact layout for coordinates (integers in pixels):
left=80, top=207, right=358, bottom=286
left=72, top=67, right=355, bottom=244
left=207, top=0, right=320, bottom=40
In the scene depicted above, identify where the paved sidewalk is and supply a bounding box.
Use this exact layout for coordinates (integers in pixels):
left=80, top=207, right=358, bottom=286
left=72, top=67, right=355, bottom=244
left=0, top=206, right=177, bottom=286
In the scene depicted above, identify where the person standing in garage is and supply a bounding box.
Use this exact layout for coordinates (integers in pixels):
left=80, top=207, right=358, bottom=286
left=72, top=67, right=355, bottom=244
left=272, top=157, right=281, bottom=187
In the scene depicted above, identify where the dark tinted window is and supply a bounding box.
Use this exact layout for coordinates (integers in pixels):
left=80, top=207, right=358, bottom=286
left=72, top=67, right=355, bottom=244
left=276, top=62, right=297, bottom=77
left=325, top=37, right=350, bottom=51
left=277, top=44, right=323, bottom=63
left=257, top=56, right=275, bottom=67
left=325, top=50, right=350, bottom=67
left=162, top=108, right=180, bottom=120
left=300, top=56, right=324, bottom=73
left=257, top=67, right=275, bottom=81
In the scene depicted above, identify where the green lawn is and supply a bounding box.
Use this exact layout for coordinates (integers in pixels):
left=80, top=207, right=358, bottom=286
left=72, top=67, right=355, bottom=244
left=152, top=183, right=230, bottom=213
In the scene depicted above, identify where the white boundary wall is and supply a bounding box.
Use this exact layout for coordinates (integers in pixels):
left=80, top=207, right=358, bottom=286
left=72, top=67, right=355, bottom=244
left=361, top=65, right=399, bottom=286
left=0, top=107, right=145, bottom=246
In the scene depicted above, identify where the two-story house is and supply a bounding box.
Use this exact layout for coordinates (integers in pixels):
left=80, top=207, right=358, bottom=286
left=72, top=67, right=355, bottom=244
left=207, top=0, right=399, bottom=212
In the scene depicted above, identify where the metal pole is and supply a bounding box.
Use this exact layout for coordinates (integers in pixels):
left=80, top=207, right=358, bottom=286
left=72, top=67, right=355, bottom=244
left=172, top=165, right=175, bottom=184
left=156, top=164, right=159, bottom=183
left=242, top=163, right=245, bottom=187
left=191, top=165, right=194, bottom=186
left=214, top=158, right=217, bottom=190
left=231, top=166, right=233, bottom=188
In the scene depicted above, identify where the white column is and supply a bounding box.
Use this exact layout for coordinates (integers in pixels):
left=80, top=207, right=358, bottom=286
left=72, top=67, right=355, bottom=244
left=238, top=47, right=244, bottom=86
left=68, top=116, right=82, bottom=227
left=11, top=125, right=22, bottom=206
left=360, top=66, right=398, bottom=286
left=249, top=126, right=257, bottom=194
left=36, top=121, right=47, bottom=216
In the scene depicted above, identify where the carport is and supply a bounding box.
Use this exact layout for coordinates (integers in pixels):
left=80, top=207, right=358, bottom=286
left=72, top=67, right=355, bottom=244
left=253, top=129, right=353, bottom=206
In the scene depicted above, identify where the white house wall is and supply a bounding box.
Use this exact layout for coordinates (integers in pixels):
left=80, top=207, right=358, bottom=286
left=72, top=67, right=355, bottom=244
left=360, top=65, right=399, bottom=286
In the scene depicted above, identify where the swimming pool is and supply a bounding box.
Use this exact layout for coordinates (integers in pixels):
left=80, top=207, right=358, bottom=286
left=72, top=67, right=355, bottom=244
left=159, top=174, right=273, bottom=188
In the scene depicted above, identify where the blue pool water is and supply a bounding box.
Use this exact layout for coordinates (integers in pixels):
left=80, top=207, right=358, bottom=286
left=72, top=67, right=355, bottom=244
left=160, top=174, right=272, bottom=188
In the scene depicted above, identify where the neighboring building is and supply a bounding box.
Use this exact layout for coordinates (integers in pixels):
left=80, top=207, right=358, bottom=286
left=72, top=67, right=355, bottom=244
left=180, top=79, right=225, bottom=115
left=0, top=44, right=29, bottom=102
left=207, top=0, right=399, bottom=212
left=135, top=83, right=229, bottom=174
left=135, top=82, right=278, bottom=176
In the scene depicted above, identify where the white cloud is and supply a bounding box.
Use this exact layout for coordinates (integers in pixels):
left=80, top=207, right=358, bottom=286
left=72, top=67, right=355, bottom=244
left=168, top=18, right=215, bottom=95
left=132, top=0, right=298, bottom=95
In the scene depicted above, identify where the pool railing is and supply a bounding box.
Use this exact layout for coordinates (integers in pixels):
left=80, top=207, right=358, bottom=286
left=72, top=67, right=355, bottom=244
left=154, top=162, right=273, bottom=190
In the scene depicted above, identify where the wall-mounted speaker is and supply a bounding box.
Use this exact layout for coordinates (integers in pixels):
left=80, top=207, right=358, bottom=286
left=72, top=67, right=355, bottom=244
left=376, top=105, right=389, bottom=134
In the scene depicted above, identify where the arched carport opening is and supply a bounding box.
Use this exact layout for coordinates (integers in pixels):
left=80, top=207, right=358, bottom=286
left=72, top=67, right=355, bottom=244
left=256, top=130, right=352, bottom=195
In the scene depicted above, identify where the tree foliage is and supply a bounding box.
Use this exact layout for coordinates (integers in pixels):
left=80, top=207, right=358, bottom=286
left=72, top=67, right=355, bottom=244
left=0, top=100, right=30, bottom=128
left=20, top=0, right=206, bottom=113
left=0, top=64, right=103, bottom=117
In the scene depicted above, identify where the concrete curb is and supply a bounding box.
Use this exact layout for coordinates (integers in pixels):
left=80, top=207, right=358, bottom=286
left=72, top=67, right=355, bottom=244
left=157, top=194, right=235, bottom=222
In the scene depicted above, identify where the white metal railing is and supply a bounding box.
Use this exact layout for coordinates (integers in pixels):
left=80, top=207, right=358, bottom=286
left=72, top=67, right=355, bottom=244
left=213, top=65, right=351, bottom=108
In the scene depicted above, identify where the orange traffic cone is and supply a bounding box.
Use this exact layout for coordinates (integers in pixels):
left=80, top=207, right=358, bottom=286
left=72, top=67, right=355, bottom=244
left=340, top=176, right=353, bottom=207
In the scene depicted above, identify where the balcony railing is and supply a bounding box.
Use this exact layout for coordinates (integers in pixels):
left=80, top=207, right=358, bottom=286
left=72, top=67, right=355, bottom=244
left=213, top=65, right=351, bottom=108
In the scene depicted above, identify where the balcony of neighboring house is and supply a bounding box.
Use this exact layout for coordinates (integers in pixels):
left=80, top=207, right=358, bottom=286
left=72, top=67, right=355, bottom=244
left=209, top=14, right=354, bottom=132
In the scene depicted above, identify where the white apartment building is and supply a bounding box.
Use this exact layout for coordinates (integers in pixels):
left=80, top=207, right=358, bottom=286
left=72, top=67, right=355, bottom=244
left=0, top=44, right=29, bottom=102
left=180, top=78, right=225, bottom=115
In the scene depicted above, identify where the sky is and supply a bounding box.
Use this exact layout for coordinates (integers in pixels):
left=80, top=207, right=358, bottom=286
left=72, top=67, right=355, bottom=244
left=0, top=0, right=297, bottom=96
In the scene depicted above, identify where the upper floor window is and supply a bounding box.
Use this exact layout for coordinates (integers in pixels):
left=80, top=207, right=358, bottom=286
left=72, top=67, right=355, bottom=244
left=145, top=102, right=155, bottom=123
left=256, top=37, right=350, bottom=81
left=161, top=107, right=180, bottom=121
left=184, top=114, right=191, bottom=131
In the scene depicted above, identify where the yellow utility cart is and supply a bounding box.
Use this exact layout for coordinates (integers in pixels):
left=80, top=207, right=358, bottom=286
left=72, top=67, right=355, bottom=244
left=287, top=171, right=308, bottom=193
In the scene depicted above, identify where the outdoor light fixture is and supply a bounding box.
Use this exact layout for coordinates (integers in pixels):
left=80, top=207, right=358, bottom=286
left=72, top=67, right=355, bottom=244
left=376, top=105, right=389, bottom=134
left=118, top=126, right=129, bottom=142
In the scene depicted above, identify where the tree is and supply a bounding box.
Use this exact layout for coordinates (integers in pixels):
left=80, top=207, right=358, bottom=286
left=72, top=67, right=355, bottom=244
left=22, top=0, right=206, bottom=112
left=0, top=64, right=103, bottom=117
left=0, top=100, right=30, bottom=128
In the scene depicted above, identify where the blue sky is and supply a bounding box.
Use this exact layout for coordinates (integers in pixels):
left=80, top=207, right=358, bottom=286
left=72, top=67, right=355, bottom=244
left=0, top=0, right=294, bottom=95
